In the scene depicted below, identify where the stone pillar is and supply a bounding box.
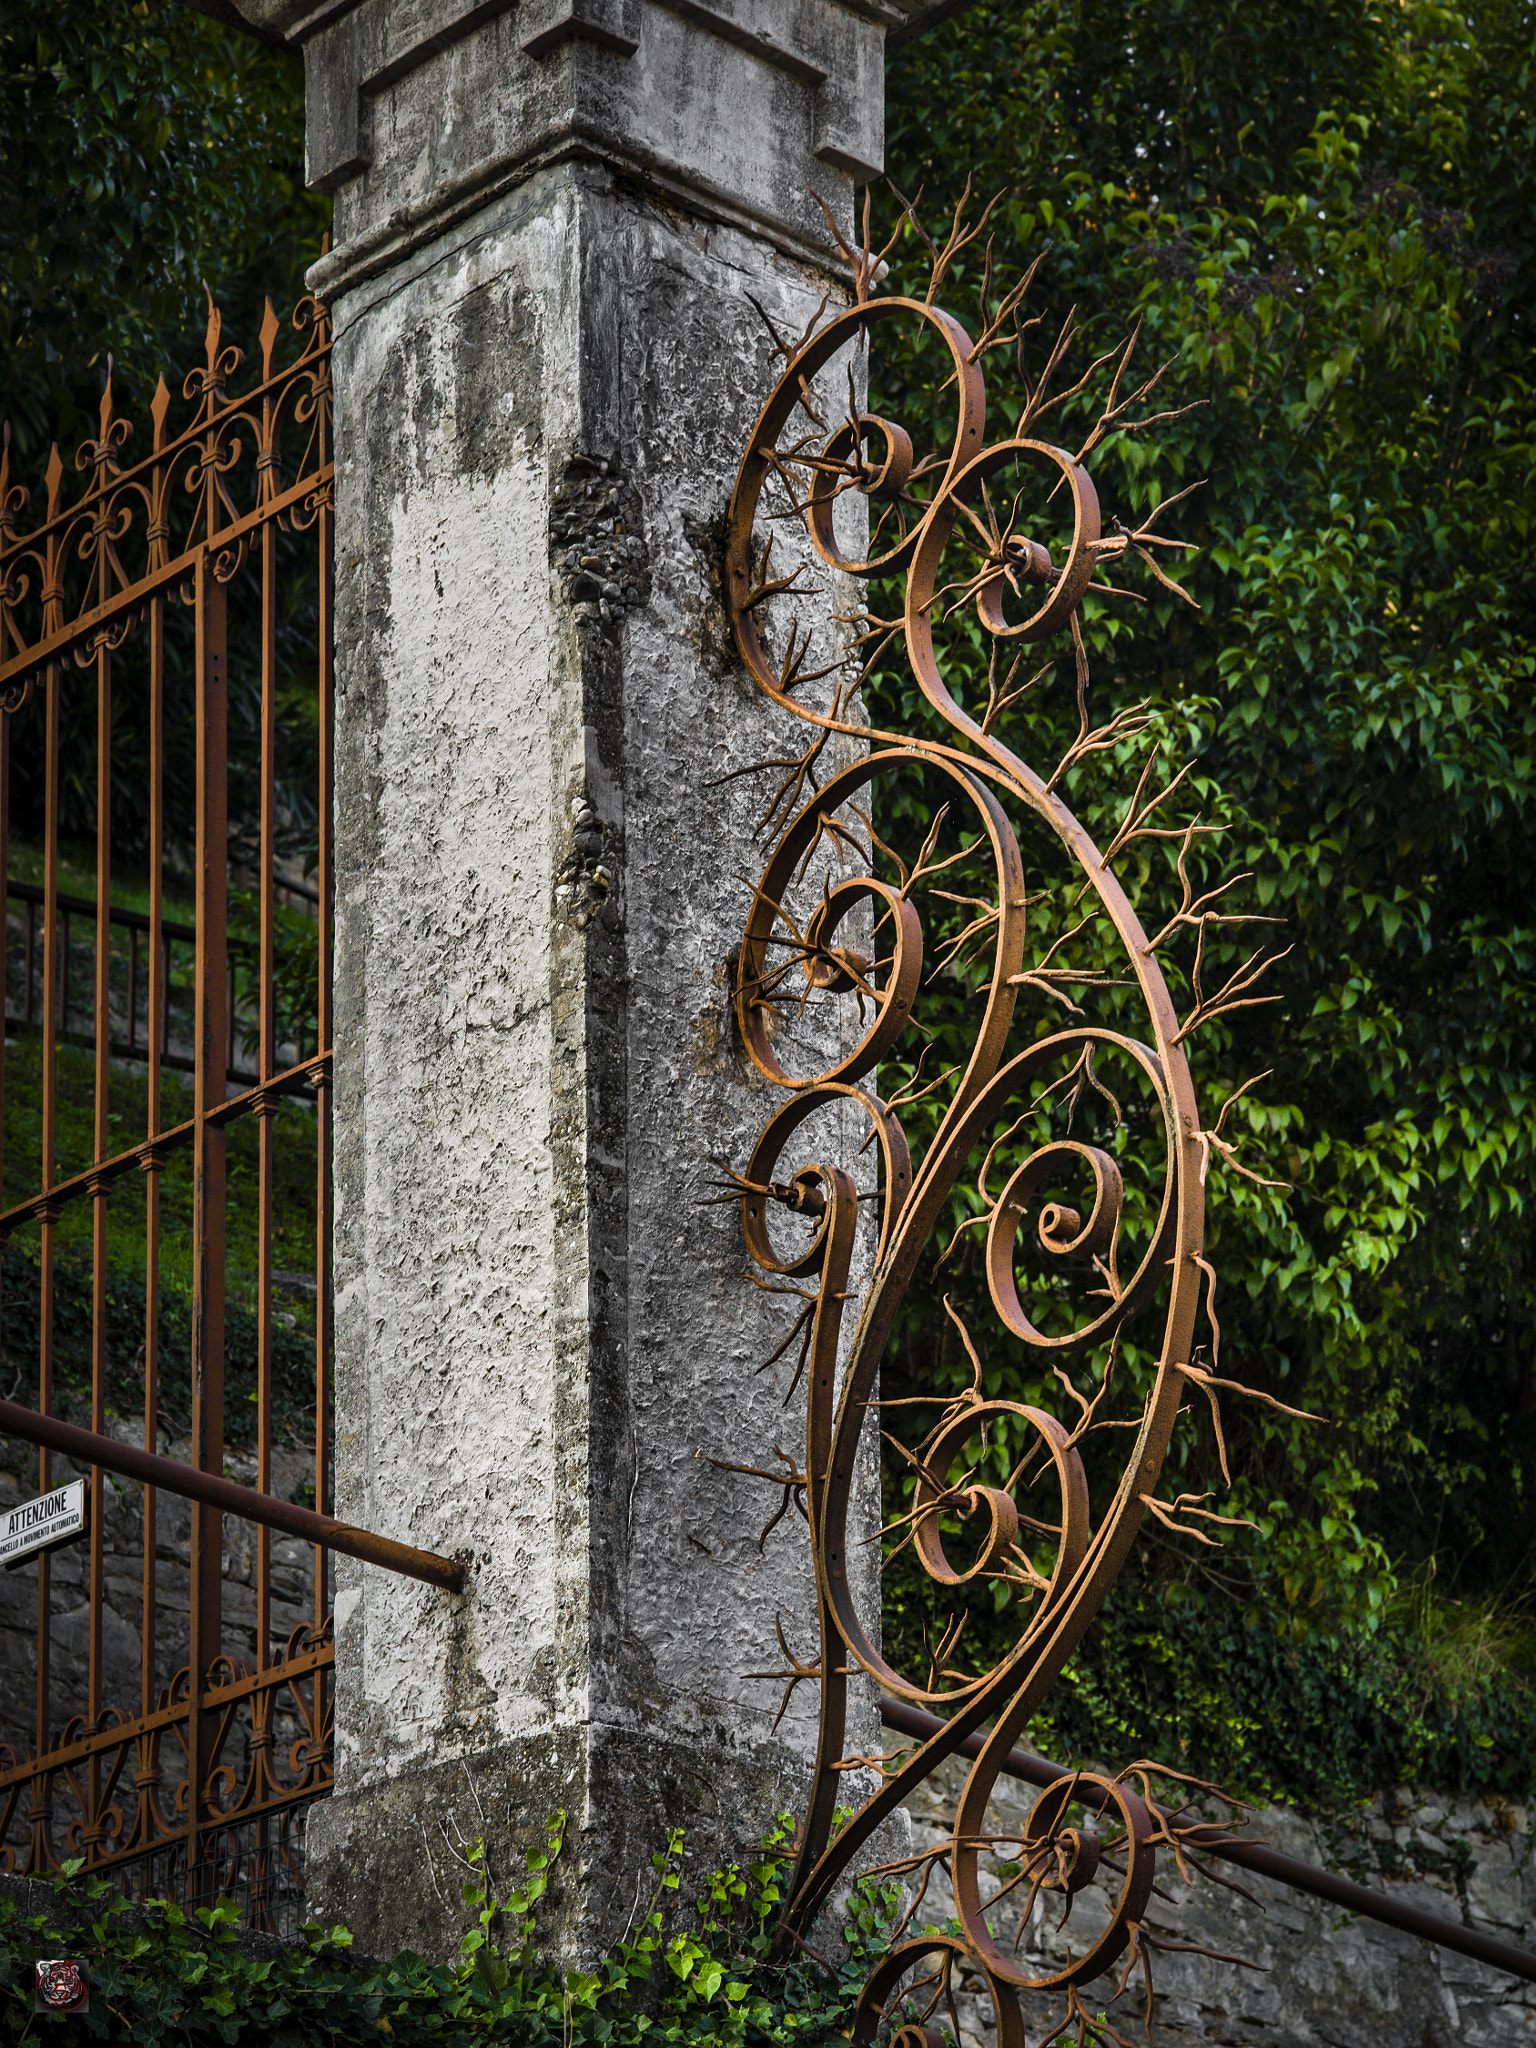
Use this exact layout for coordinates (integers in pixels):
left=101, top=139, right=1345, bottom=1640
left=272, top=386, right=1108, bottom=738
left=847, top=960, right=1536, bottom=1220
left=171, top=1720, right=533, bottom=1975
left=224, top=0, right=949, bottom=1962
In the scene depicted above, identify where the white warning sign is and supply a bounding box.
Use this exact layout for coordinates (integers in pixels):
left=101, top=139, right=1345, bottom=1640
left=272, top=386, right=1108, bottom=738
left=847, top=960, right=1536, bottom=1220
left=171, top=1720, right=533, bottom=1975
left=1, top=1480, right=88, bottom=1570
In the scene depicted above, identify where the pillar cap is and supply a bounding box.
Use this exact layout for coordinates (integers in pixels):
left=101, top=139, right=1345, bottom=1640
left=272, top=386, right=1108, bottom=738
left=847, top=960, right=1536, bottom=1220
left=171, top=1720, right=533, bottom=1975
left=207, top=0, right=973, bottom=305
left=191, top=0, right=968, bottom=45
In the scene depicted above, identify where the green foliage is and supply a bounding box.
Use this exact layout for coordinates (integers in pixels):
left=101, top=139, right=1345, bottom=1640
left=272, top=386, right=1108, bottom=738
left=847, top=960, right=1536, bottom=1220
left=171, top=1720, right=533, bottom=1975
left=0, top=0, right=328, bottom=462
left=1, top=1039, right=321, bottom=1449
left=874, top=0, right=1536, bottom=1795
left=1029, top=1558, right=1536, bottom=1809
left=0, top=1820, right=903, bottom=2046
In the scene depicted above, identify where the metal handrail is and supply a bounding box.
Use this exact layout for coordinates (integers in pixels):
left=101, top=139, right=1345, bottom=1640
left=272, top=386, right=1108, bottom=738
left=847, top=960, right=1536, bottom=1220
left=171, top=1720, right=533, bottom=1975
left=879, top=1699, right=1536, bottom=1986
left=4, top=878, right=260, bottom=1081
left=0, top=1398, right=466, bottom=1594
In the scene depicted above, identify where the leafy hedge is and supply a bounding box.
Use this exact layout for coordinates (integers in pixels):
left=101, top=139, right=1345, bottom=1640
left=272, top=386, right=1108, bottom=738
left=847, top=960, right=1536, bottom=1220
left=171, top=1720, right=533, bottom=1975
left=872, top=0, right=1536, bottom=1803
left=0, top=1819, right=898, bottom=2047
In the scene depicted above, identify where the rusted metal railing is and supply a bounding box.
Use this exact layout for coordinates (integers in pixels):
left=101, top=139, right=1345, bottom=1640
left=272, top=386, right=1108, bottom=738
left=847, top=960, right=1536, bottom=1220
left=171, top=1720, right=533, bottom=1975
left=6, top=880, right=264, bottom=1082
left=0, top=290, right=458, bottom=1923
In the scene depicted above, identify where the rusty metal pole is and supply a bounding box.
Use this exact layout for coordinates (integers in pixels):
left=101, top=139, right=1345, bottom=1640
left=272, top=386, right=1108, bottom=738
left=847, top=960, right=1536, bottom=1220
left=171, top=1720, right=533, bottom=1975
left=190, top=554, right=228, bottom=1905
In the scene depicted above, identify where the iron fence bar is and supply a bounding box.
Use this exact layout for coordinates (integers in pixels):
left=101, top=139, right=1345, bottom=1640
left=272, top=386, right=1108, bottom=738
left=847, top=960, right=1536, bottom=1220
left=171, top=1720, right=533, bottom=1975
left=256, top=443, right=278, bottom=1673
left=35, top=657, right=61, bottom=1874
left=314, top=475, right=334, bottom=1624
left=143, top=589, right=165, bottom=1735
left=0, top=466, right=334, bottom=696
left=87, top=633, right=111, bottom=1862
left=879, top=1700, right=1536, bottom=1986
left=189, top=551, right=228, bottom=1902
left=0, top=1398, right=467, bottom=1591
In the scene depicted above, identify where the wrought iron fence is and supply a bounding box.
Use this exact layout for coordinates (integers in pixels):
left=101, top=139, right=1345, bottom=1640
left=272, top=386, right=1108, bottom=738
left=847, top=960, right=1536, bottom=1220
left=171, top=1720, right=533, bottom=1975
left=6, top=879, right=268, bottom=1084
left=0, top=288, right=409, bottom=1928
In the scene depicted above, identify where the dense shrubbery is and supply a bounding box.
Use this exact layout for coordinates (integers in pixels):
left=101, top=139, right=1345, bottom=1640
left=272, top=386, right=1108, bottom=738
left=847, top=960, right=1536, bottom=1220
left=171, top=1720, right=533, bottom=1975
left=0, top=2, right=324, bottom=462
left=0, top=1821, right=894, bottom=2047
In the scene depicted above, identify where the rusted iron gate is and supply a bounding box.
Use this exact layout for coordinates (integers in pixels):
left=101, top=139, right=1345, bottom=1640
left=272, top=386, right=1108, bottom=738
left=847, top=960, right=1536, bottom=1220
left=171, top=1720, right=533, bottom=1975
left=0, top=295, right=461, bottom=1930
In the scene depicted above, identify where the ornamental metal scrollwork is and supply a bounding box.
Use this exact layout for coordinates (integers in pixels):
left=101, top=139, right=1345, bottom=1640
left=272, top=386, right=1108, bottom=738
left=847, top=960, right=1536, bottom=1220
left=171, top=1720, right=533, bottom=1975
left=718, top=199, right=1300, bottom=2044
left=0, top=286, right=332, bottom=697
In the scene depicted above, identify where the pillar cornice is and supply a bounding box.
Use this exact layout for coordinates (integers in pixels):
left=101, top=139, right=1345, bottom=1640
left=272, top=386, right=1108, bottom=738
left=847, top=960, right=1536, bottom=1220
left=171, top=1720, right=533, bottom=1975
left=201, top=0, right=961, bottom=300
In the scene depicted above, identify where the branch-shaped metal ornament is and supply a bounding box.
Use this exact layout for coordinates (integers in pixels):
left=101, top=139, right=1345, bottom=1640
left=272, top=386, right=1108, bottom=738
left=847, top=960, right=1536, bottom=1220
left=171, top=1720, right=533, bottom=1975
left=713, top=187, right=1297, bottom=2047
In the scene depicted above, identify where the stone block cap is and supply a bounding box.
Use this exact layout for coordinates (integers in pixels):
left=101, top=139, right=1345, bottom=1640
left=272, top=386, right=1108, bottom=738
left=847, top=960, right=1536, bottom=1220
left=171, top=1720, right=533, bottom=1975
left=188, top=0, right=976, bottom=300
left=191, top=0, right=966, bottom=48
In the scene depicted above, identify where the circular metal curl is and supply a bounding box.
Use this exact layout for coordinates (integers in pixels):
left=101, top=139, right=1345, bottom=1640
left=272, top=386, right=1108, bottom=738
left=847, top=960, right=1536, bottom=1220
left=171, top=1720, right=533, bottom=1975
left=728, top=297, right=986, bottom=655
left=738, top=833, right=923, bottom=1096
left=970, top=1772, right=1156, bottom=1995
left=912, top=1399, right=1089, bottom=1604
left=742, top=1081, right=913, bottom=1273
left=986, top=1137, right=1127, bottom=1352
left=979, top=1037, right=1178, bottom=1356
left=807, top=412, right=915, bottom=573
left=952, top=439, right=1100, bottom=647
left=851, top=1936, right=1026, bottom=2048
left=889, top=434, right=1101, bottom=752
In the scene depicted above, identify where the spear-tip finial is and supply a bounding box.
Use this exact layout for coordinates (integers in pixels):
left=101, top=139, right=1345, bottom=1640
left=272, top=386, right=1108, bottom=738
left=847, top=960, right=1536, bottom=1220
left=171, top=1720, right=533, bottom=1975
left=260, top=297, right=280, bottom=381
left=203, top=281, right=222, bottom=375
left=150, top=373, right=171, bottom=451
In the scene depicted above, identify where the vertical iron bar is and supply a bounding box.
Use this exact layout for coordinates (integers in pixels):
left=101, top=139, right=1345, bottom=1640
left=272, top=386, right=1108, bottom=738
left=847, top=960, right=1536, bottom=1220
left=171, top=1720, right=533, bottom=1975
left=87, top=640, right=112, bottom=1861
left=190, top=557, right=228, bottom=1898
left=60, top=906, right=69, bottom=1037
left=33, top=660, right=60, bottom=1864
left=128, top=925, right=138, bottom=1055
left=315, top=497, right=333, bottom=1630
left=257, top=517, right=276, bottom=1671
left=0, top=709, right=8, bottom=1547
left=25, top=894, right=34, bottom=1024
left=1, top=711, right=6, bottom=1182
left=143, top=595, right=165, bottom=1728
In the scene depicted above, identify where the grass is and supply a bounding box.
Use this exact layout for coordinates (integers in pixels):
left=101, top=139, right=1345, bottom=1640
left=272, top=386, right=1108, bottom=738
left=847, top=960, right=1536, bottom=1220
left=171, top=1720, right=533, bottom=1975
left=2, top=1036, right=323, bottom=1450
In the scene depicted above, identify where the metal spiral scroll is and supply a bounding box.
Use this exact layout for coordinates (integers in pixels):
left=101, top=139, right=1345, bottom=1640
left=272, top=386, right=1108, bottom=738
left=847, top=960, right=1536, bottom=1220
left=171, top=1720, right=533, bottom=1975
left=721, top=292, right=1215, bottom=2045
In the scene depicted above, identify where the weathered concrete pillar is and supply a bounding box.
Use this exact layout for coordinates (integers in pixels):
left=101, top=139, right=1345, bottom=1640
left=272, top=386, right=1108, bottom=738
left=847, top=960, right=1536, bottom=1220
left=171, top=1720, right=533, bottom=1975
left=226, top=0, right=946, bottom=1961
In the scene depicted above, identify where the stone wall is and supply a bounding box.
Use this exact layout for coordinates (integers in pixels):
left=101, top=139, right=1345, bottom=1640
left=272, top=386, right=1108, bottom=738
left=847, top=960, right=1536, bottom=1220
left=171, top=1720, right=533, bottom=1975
left=899, top=1747, right=1536, bottom=2048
